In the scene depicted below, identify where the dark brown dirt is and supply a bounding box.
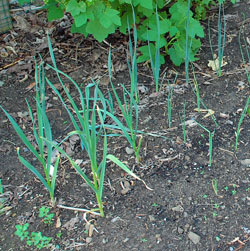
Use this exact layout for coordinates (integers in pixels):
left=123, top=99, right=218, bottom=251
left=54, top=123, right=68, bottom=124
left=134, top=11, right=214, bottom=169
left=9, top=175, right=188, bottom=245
left=0, top=1, right=250, bottom=251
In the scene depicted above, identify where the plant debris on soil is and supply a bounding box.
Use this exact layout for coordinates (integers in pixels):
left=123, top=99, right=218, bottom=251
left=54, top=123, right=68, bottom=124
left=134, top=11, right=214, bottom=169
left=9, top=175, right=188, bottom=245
left=0, top=1, right=250, bottom=251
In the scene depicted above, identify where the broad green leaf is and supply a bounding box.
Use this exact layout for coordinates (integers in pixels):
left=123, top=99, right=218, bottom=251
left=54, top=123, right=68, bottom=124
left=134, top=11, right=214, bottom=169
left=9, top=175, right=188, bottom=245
left=120, top=9, right=134, bottom=34
left=168, top=46, right=184, bottom=66
left=79, top=1, right=86, bottom=10
left=18, top=0, right=31, bottom=6
left=189, top=19, right=204, bottom=38
left=66, top=0, right=86, bottom=16
left=86, top=19, right=116, bottom=42
left=170, top=0, right=189, bottom=20
left=48, top=4, right=64, bottom=21
left=134, top=0, right=153, bottom=9
left=74, top=13, right=87, bottom=27
left=157, top=0, right=165, bottom=8
left=119, top=0, right=131, bottom=3
left=169, top=26, right=178, bottom=37
left=141, top=31, right=167, bottom=47
left=137, top=5, right=153, bottom=17
left=100, top=8, right=121, bottom=28
left=71, top=22, right=88, bottom=37
left=138, top=44, right=165, bottom=65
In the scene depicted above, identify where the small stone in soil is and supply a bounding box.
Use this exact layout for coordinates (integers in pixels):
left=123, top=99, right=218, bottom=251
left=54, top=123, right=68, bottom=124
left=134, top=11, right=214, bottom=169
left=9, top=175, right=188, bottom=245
left=171, top=205, right=184, bottom=212
left=85, top=237, right=92, bottom=243
left=149, top=215, right=156, bottom=222
left=125, top=147, right=134, bottom=155
left=178, top=227, right=184, bottom=234
left=188, top=231, right=201, bottom=244
left=155, top=234, right=162, bottom=243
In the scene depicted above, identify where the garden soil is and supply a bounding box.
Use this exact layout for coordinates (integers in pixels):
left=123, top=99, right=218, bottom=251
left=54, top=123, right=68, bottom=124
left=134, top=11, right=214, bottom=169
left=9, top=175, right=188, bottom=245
left=0, top=1, right=250, bottom=251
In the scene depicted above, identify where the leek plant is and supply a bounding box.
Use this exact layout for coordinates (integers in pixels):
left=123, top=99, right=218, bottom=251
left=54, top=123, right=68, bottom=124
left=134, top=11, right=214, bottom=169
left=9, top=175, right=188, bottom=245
left=147, top=6, right=162, bottom=93
left=195, top=121, right=215, bottom=167
left=45, top=36, right=148, bottom=216
left=235, top=19, right=250, bottom=151
left=208, top=2, right=226, bottom=76
left=192, top=64, right=200, bottom=113
left=239, top=16, right=250, bottom=84
left=189, top=64, right=219, bottom=128
left=167, top=74, right=177, bottom=128
left=167, top=83, right=173, bottom=128
left=185, top=0, right=191, bottom=84
left=0, top=59, right=59, bottom=206
left=235, top=95, right=250, bottom=151
left=127, top=8, right=139, bottom=103
left=108, top=49, right=142, bottom=163
left=179, top=101, right=187, bottom=144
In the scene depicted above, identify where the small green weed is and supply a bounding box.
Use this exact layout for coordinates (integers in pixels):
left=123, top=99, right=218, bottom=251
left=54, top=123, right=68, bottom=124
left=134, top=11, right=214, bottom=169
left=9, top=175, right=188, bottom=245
left=39, top=206, right=54, bottom=225
left=212, top=212, right=218, bottom=217
left=15, top=223, right=52, bottom=250
left=214, top=203, right=220, bottom=209
left=232, top=184, right=237, bottom=195
left=56, top=231, right=62, bottom=238
left=152, top=203, right=159, bottom=207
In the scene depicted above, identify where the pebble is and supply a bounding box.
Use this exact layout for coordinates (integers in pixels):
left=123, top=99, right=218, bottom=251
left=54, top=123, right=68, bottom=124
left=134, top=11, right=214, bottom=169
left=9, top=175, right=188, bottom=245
left=240, top=159, right=250, bottom=166
left=149, top=215, right=156, bottom=222
left=178, top=227, right=184, bottom=234
left=102, top=238, right=108, bottom=244
left=171, top=205, right=184, bottom=213
left=188, top=231, right=201, bottom=244
left=184, top=224, right=190, bottom=232
left=155, top=234, right=162, bottom=243
left=125, top=147, right=134, bottom=155
left=85, top=237, right=92, bottom=243
left=183, top=212, right=188, bottom=217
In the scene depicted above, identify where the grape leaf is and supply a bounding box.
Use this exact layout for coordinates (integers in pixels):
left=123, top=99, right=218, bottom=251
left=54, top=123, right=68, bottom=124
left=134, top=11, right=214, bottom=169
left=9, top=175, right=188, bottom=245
left=168, top=46, right=183, bottom=66
left=157, top=0, right=165, bottom=8
left=66, top=0, right=80, bottom=16
left=18, top=0, right=31, bottom=6
left=120, top=0, right=132, bottom=3
left=169, top=26, right=178, bottom=37
left=133, top=0, right=153, bottom=9
left=189, top=19, right=204, bottom=38
left=100, top=8, right=121, bottom=28
left=66, top=0, right=86, bottom=17
left=138, top=44, right=165, bottom=65
left=74, top=13, right=87, bottom=27
left=137, top=5, right=154, bottom=17
left=48, top=4, right=64, bottom=21
left=71, top=23, right=88, bottom=37
left=86, top=19, right=116, bottom=42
